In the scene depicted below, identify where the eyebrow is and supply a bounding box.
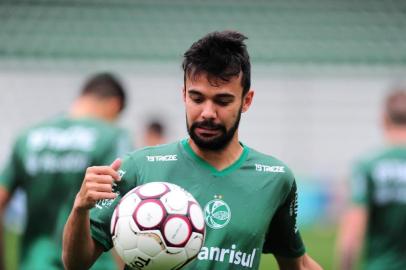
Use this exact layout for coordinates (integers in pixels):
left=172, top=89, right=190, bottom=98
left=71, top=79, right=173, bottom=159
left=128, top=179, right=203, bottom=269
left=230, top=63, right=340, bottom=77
left=215, top=93, right=235, bottom=99
left=187, top=90, right=235, bottom=99
left=187, top=90, right=203, bottom=96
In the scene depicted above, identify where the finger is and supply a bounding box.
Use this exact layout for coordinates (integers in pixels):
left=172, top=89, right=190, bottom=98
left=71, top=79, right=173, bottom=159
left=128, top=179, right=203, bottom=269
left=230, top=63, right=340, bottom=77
left=110, top=158, right=122, bottom=171
left=85, top=181, right=115, bottom=193
left=87, top=191, right=117, bottom=202
left=87, top=166, right=120, bottom=180
left=96, top=184, right=115, bottom=193
left=85, top=174, right=116, bottom=185
left=97, top=192, right=117, bottom=200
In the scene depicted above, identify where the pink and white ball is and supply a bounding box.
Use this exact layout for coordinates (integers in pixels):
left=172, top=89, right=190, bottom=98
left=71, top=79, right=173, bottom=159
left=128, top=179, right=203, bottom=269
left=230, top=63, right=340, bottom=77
left=111, top=182, right=205, bottom=270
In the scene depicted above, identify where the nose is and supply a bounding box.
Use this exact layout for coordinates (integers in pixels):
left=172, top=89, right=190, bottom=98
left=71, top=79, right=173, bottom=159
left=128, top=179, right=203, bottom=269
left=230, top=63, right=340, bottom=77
left=201, top=101, right=217, bottom=120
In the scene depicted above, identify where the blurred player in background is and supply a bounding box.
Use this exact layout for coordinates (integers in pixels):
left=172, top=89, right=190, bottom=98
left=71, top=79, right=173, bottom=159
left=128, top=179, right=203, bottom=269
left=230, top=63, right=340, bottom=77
left=0, top=72, right=132, bottom=270
left=142, top=120, right=167, bottom=146
left=63, top=31, right=322, bottom=270
left=337, top=90, right=406, bottom=270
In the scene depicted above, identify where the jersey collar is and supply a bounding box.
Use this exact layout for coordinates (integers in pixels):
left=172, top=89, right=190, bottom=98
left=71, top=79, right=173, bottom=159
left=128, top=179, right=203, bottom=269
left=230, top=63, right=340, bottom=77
left=181, top=138, right=249, bottom=176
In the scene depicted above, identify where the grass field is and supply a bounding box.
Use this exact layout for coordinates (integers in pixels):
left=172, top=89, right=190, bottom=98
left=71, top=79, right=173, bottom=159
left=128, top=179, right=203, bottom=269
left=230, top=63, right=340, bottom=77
left=259, top=225, right=337, bottom=270
left=5, top=225, right=338, bottom=270
left=4, top=229, right=19, bottom=270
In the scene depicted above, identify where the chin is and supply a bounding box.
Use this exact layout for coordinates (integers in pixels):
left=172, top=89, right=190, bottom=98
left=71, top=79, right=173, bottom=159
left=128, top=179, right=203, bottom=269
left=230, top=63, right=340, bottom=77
left=194, top=138, right=230, bottom=151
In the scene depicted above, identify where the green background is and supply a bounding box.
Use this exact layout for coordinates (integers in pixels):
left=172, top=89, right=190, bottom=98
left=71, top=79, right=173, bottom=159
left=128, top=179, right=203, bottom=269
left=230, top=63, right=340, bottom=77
left=5, top=225, right=339, bottom=270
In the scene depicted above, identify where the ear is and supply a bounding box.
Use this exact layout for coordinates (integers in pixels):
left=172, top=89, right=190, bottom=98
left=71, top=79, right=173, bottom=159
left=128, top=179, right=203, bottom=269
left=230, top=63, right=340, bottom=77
left=242, top=90, right=254, bottom=113
left=182, top=86, right=186, bottom=102
left=108, top=98, right=121, bottom=111
left=105, top=98, right=122, bottom=119
left=383, top=112, right=391, bottom=131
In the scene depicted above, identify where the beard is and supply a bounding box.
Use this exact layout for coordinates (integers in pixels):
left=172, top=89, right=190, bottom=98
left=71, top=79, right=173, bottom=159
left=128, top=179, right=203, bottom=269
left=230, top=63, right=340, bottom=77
left=186, top=108, right=242, bottom=151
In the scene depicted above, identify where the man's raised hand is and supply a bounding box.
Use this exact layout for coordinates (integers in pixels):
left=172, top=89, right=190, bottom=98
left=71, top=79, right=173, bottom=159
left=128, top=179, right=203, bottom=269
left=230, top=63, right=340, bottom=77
left=73, top=159, right=122, bottom=211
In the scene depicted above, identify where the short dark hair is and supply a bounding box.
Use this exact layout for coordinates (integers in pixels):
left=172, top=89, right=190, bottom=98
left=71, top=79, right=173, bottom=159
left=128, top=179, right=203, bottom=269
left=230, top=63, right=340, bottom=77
left=182, top=30, right=251, bottom=96
left=386, top=90, right=406, bottom=125
left=81, top=72, right=126, bottom=111
left=147, top=120, right=165, bottom=136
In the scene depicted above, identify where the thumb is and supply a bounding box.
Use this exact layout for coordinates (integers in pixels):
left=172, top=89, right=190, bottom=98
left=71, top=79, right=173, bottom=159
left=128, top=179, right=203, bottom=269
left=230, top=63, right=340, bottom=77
left=110, top=158, right=122, bottom=171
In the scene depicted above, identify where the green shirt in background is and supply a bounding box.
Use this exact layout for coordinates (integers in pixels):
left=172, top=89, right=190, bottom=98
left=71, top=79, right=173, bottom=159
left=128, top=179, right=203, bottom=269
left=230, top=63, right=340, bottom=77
left=91, top=139, right=305, bottom=270
left=351, top=145, right=406, bottom=270
left=0, top=115, right=132, bottom=270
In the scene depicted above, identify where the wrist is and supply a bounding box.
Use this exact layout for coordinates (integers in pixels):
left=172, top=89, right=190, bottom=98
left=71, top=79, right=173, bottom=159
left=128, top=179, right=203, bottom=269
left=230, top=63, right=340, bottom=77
left=73, top=194, right=91, bottom=213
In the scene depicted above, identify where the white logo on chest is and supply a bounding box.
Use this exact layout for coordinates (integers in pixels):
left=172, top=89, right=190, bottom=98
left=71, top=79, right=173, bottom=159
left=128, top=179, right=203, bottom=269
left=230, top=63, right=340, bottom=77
left=255, top=164, right=285, bottom=173
left=146, top=155, right=178, bottom=162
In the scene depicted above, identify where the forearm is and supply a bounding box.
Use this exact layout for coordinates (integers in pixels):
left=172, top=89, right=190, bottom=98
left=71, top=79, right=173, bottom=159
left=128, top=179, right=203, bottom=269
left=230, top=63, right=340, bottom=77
left=62, top=207, right=100, bottom=270
left=336, top=207, right=366, bottom=270
left=112, top=249, right=125, bottom=269
left=300, top=254, right=323, bottom=270
left=337, top=235, right=362, bottom=270
left=0, top=217, right=5, bottom=270
left=276, top=254, right=322, bottom=270
left=63, top=160, right=121, bottom=270
left=338, top=249, right=358, bottom=270
left=0, top=188, right=11, bottom=270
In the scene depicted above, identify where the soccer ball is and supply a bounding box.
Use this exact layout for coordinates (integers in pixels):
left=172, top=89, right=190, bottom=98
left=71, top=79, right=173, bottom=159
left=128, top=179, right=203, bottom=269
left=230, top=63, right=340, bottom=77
left=110, top=182, right=205, bottom=270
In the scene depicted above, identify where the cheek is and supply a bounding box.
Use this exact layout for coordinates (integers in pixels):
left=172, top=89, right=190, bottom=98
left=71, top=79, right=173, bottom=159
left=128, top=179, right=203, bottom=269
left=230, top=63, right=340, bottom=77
left=219, top=108, right=237, bottom=126
left=185, top=103, right=199, bottom=121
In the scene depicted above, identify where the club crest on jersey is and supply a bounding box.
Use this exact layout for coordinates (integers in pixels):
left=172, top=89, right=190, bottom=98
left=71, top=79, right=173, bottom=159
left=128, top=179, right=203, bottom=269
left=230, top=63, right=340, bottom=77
left=204, top=196, right=231, bottom=229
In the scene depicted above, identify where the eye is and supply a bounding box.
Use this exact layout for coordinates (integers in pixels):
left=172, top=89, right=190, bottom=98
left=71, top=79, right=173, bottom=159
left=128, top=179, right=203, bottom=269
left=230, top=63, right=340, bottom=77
left=214, top=97, right=234, bottom=106
left=192, top=97, right=204, bottom=104
left=215, top=100, right=230, bottom=106
left=189, top=93, right=204, bottom=104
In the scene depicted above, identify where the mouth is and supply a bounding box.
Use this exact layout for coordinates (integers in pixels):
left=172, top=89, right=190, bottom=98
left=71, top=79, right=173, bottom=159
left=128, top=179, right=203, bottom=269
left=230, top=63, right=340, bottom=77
left=195, top=127, right=221, bottom=138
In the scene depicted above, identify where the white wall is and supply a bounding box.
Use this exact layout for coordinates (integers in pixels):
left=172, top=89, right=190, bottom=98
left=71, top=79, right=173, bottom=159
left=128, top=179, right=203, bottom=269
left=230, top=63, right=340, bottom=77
left=0, top=64, right=401, bottom=183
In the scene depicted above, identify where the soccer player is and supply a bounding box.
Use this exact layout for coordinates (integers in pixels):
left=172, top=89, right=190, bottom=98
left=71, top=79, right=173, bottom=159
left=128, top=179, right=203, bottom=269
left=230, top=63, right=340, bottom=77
left=0, top=73, right=132, bottom=270
left=63, top=31, right=322, bottom=270
left=141, top=120, right=167, bottom=146
left=337, top=90, right=406, bottom=270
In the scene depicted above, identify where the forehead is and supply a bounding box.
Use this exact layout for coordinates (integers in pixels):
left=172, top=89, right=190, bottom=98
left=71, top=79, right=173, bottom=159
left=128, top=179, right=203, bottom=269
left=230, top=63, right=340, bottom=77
left=185, top=72, right=243, bottom=96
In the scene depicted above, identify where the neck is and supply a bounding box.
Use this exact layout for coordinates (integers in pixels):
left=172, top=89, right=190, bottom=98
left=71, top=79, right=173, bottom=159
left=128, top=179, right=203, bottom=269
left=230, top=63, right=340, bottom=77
left=69, top=98, right=116, bottom=122
left=386, top=128, right=406, bottom=145
left=189, top=134, right=243, bottom=171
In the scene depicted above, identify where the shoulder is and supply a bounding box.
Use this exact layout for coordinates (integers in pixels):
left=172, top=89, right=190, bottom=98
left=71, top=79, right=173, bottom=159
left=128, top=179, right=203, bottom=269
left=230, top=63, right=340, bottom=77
left=76, top=118, right=124, bottom=134
left=123, top=141, right=181, bottom=163
left=70, top=118, right=130, bottom=148
left=352, top=146, right=399, bottom=172
left=18, top=115, right=120, bottom=139
left=245, top=145, right=296, bottom=189
left=117, top=141, right=180, bottom=182
left=12, top=115, right=65, bottom=146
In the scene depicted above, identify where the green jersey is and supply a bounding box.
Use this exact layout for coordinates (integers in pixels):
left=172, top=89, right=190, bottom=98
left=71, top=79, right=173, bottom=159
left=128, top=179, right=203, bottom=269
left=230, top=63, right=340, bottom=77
left=0, top=115, right=131, bottom=270
left=91, top=139, right=305, bottom=270
left=351, top=145, right=406, bottom=270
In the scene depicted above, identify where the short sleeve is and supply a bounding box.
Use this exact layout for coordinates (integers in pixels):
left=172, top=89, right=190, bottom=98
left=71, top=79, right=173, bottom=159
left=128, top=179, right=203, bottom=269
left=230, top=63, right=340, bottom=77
left=350, top=161, right=368, bottom=205
left=263, top=181, right=306, bottom=258
left=90, top=154, right=137, bottom=251
left=114, top=130, right=133, bottom=159
left=97, top=129, right=133, bottom=166
left=0, top=139, right=23, bottom=192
